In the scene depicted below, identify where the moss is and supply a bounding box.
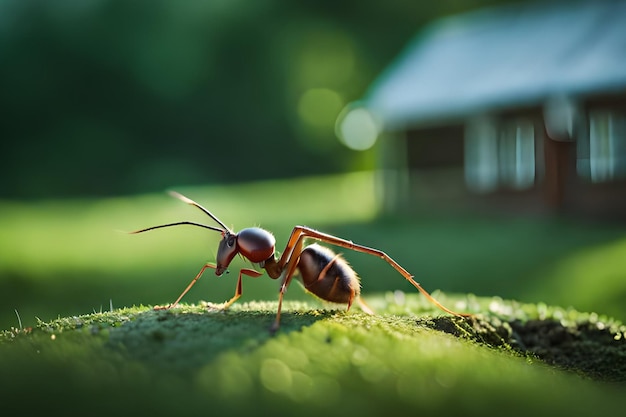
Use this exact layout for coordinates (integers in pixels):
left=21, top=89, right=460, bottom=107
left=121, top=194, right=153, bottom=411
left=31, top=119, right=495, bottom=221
left=419, top=301, right=626, bottom=382
left=1, top=294, right=625, bottom=417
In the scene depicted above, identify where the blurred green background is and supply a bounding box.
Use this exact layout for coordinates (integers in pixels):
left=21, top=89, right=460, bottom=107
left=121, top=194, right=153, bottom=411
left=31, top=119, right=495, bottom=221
left=1, top=0, right=625, bottom=330
left=1, top=0, right=489, bottom=199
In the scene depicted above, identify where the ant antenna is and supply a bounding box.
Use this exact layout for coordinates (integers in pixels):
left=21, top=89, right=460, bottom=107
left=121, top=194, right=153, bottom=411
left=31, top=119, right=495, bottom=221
left=168, top=191, right=233, bottom=234
left=130, top=221, right=225, bottom=234
left=129, top=191, right=232, bottom=236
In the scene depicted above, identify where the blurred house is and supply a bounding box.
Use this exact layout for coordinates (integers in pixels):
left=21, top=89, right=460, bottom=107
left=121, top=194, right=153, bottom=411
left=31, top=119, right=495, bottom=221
left=362, top=0, right=626, bottom=219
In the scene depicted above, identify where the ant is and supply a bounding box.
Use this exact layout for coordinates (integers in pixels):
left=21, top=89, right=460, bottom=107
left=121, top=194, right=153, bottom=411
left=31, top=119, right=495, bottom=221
left=131, top=191, right=471, bottom=333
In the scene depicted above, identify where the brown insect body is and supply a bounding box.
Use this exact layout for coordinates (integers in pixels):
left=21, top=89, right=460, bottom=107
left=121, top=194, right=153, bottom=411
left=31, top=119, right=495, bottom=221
left=297, top=243, right=359, bottom=307
left=130, top=191, right=471, bottom=333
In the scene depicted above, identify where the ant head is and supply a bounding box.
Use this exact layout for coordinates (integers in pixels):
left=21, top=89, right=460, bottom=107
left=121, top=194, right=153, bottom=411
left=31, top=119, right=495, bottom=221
left=215, top=231, right=238, bottom=276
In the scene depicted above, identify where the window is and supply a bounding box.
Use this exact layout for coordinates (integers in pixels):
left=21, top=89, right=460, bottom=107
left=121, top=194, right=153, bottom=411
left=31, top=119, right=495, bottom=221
left=465, top=117, right=536, bottom=193
left=577, top=110, right=626, bottom=183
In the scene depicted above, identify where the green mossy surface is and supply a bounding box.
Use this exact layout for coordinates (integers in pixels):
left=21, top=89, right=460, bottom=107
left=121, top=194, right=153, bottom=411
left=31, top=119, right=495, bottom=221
left=1, top=293, right=625, bottom=417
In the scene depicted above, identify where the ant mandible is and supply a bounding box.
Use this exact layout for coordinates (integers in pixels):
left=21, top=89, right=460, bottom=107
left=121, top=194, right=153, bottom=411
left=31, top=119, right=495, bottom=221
left=131, top=191, right=471, bottom=333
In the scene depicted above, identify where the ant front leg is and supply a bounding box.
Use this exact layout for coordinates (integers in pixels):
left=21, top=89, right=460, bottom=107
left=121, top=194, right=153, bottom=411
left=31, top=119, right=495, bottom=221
left=154, top=263, right=263, bottom=311
left=154, top=262, right=217, bottom=310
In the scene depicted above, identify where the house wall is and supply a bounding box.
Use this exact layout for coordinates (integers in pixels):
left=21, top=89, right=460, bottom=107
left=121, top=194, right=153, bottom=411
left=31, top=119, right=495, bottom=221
left=464, top=110, right=548, bottom=216
left=401, top=115, right=549, bottom=216
left=393, top=98, right=626, bottom=220
left=403, top=125, right=469, bottom=214
left=558, top=95, right=626, bottom=220
left=542, top=131, right=575, bottom=212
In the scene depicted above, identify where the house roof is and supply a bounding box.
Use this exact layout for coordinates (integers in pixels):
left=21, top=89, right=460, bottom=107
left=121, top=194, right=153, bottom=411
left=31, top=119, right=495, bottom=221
left=363, top=0, right=626, bottom=130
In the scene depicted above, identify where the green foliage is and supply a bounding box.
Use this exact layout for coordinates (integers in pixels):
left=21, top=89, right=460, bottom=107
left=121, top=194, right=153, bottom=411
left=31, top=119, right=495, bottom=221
left=1, top=295, right=625, bottom=417
left=0, top=0, right=523, bottom=198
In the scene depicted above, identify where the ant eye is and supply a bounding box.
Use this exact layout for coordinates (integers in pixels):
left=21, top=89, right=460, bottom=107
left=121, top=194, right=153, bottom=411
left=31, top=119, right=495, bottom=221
left=227, top=236, right=236, bottom=247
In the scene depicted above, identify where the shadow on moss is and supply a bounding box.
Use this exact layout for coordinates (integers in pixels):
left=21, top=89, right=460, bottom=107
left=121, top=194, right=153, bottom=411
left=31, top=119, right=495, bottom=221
left=106, top=305, right=332, bottom=371
left=420, top=315, right=626, bottom=383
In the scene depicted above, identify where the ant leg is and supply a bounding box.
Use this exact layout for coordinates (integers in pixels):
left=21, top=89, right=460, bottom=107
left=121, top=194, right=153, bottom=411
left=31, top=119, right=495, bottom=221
left=357, top=297, right=375, bottom=315
left=271, top=240, right=359, bottom=334
left=270, top=289, right=286, bottom=335
left=155, top=264, right=263, bottom=311
left=270, top=277, right=295, bottom=334
left=221, top=268, right=263, bottom=309
left=276, top=226, right=308, bottom=268
left=283, top=226, right=471, bottom=317
left=154, top=262, right=216, bottom=310
left=270, top=235, right=306, bottom=334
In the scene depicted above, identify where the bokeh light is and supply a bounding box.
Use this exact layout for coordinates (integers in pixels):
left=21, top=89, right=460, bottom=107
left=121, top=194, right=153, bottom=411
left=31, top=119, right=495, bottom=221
left=336, top=103, right=380, bottom=151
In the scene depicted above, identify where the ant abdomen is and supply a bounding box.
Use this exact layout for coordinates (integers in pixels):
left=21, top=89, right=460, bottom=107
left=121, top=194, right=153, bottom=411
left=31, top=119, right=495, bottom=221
left=297, top=243, right=360, bottom=306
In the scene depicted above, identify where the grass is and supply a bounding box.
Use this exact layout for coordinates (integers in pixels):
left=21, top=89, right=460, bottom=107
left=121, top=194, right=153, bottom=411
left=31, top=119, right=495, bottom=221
left=1, top=294, right=625, bottom=417
left=0, top=172, right=378, bottom=277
